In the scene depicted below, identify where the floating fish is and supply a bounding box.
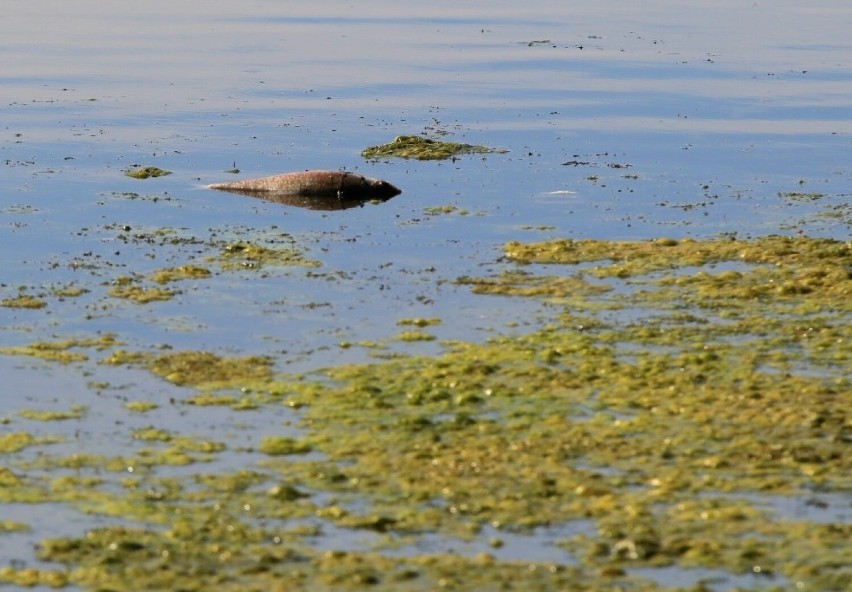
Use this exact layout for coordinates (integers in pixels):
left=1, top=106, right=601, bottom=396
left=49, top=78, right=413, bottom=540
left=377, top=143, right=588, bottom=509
left=209, top=170, right=401, bottom=210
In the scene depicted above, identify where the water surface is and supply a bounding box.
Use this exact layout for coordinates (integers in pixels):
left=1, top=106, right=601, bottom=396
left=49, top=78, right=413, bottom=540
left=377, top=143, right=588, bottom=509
left=1, top=1, right=850, bottom=590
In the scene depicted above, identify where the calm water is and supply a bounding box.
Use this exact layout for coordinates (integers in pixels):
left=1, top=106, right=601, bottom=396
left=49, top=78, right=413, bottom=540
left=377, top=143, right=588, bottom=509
left=2, top=0, right=849, bottom=359
left=1, top=0, right=850, bottom=587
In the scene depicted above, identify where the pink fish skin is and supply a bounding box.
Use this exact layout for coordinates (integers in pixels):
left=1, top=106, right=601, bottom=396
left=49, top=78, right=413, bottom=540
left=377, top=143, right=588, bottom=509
left=209, top=170, right=401, bottom=200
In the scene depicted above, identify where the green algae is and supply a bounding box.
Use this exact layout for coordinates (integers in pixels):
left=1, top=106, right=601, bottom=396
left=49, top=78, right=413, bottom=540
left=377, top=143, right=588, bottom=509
left=0, top=345, right=87, bottom=364
left=0, top=567, right=69, bottom=588
left=125, top=401, right=159, bottom=413
left=0, top=520, right=29, bottom=533
left=362, top=135, right=506, bottom=161
left=10, top=523, right=627, bottom=592
left=185, top=393, right=239, bottom=406
left=108, top=275, right=177, bottom=303
left=424, top=204, right=469, bottom=216
left=213, top=241, right=322, bottom=271
left=185, top=393, right=260, bottom=410
left=149, top=265, right=212, bottom=284
left=393, top=330, right=436, bottom=342
left=124, top=166, right=172, bottom=179
left=1, top=235, right=850, bottom=591
left=258, top=436, right=313, bottom=456
left=0, top=334, right=120, bottom=364
left=253, top=233, right=846, bottom=589
left=0, top=295, right=47, bottom=309
left=102, top=348, right=275, bottom=391
left=505, top=235, right=851, bottom=284
left=0, top=227, right=316, bottom=317
left=148, top=351, right=274, bottom=388
left=20, top=405, right=87, bottom=421
left=460, top=271, right=614, bottom=302
left=52, top=285, right=88, bottom=298
left=397, top=317, right=442, bottom=328
left=132, top=427, right=226, bottom=461
left=0, top=432, right=38, bottom=454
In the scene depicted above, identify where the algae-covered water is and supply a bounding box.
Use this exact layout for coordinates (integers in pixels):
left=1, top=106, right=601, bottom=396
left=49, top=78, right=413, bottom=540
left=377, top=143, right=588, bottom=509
left=1, top=1, right=850, bottom=590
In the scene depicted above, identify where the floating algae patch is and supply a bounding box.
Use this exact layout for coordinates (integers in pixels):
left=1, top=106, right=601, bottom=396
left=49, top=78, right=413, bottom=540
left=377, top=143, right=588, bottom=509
left=0, top=345, right=85, bottom=364
left=103, top=349, right=275, bottom=389
left=124, top=165, right=172, bottom=179
left=0, top=295, right=47, bottom=309
left=184, top=392, right=261, bottom=410
left=0, top=567, right=68, bottom=589
left=0, top=432, right=39, bottom=454
left=19, top=405, right=87, bottom=421
left=51, top=284, right=88, bottom=298
left=362, top=135, right=506, bottom=161
left=0, top=521, right=29, bottom=533
left=397, top=317, right=442, bottom=327
left=258, top=436, right=313, bottom=456
left=503, top=235, right=852, bottom=326
left=132, top=427, right=227, bottom=463
left=213, top=241, right=322, bottom=271
left=504, top=235, right=852, bottom=283
left=108, top=275, right=177, bottom=303
left=1, top=235, right=849, bottom=591
left=149, top=351, right=274, bottom=388
left=393, top=330, right=436, bottom=342
left=124, top=401, right=158, bottom=413
left=459, top=271, right=614, bottom=302
left=247, top=233, right=847, bottom=589
left=149, top=265, right=212, bottom=284
left=0, top=333, right=120, bottom=364
left=12, top=521, right=634, bottom=592
left=424, top=204, right=469, bottom=216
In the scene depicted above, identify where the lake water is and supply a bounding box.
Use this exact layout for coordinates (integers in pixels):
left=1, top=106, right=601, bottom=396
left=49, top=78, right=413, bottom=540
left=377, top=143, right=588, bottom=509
left=1, top=1, right=850, bottom=589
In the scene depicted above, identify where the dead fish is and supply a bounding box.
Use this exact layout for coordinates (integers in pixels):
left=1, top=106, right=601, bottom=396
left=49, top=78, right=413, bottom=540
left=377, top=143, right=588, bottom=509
left=208, top=170, right=401, bottom=202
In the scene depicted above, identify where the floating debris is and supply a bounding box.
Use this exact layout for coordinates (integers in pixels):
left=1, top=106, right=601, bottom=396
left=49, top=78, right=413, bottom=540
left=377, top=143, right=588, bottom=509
left=362, top=135, right=506, bottom=161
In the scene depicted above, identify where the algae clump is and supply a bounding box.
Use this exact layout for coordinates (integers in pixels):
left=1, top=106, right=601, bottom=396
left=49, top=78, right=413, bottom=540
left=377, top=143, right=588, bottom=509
left=124, top=166, right=172, bottom=179
left=362, top=135, right=506, bottom=161
left=397, top=317, right=442, bottom=327
left=258, top=436, right=313, bottom=456
left=108, top=275, right=177, bottom=303
left=0, top=295, right=47, bottom=309
left=214, top=241, right=321, bottom=271
left=0, top=433, right=37, bottom=454
left=125, top=401, right=159, bottom=413
left=101, top=348, right=275, bottom=391
left=20, top=406, right=87, bottom=421
left=0, top=334, right=120, bottom=364
left=149, top=265, right=212, bottom=284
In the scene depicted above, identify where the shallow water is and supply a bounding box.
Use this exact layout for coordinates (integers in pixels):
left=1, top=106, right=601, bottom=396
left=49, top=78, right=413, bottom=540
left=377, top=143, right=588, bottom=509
left=1, top=1, right=850, bottom=590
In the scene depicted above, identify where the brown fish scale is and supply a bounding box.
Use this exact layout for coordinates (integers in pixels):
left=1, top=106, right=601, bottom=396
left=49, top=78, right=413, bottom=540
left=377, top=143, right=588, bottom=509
left=209, top=170, right=401, bottom=200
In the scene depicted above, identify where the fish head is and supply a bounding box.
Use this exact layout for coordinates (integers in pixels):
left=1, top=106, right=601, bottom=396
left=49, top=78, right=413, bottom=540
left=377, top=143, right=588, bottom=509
left=366, top=177, right=402, bottom=198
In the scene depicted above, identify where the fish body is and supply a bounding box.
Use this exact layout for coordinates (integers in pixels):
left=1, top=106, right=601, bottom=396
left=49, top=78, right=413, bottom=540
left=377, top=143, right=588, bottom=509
left=209, top=170, right=401, bottom=201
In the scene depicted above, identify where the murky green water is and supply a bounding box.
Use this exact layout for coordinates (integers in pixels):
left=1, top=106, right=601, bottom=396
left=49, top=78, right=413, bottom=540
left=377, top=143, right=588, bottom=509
left=1, top=1, right=850, bottom=590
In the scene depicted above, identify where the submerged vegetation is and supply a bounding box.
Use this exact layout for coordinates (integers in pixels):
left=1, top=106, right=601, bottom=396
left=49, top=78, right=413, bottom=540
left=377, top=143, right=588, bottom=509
left=0, top=234, right=849, bottom=590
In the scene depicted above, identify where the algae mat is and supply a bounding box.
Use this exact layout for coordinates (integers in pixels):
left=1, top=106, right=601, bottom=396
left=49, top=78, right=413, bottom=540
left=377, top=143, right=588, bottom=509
left=1, top=235, right=850, bottom=591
